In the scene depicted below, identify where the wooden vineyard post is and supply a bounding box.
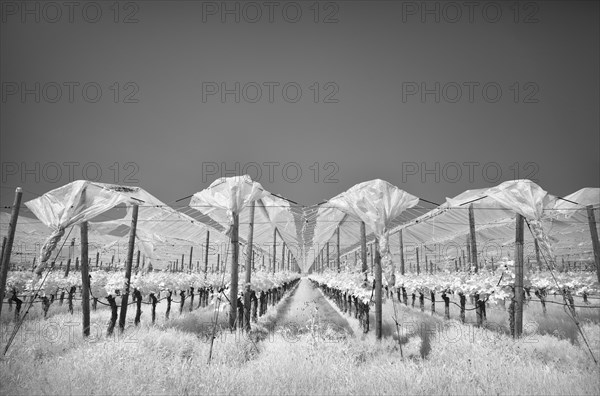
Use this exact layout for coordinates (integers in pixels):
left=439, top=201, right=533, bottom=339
left=514, top=213, right=525, bottom=338
left=534, top=239, right=542, bottom=272
left=399, top=230, right=405, bottom=276
left=469, top=204, right=478, bottom=273
left=374, top=238, right=382, bottom=340
left=188, top=246, right=193, bottom=273
left=204, top=231, right=210, bottom=278
left=320, top=253, right=323, bottom=272
left=0, top=188, right=22, bottom=318
left=416, top=247, right=420, bottom=275
left=244, top=202, right=255, bottom=332
left=335, top=226, right=340, bottom=272
left=0, top=237, right=6, bottom=276
left=229, top=212, right=240, bottom=330
left=95, top=251, right=100, bottom=268
left=64, top=239, right=75, bottom=277
left=281, top=242, right=286, bottom=272
left=466, top=236, right=471, bottom=269
left=135, top=250, right=141, bottom=274
left=272, top=228, right=277, bottom=275
left=586, top=205, right=600, bottom=284
left=370, top=243, right=374, bottom=275
left=361, top=221, right=368, bottom=281
left=118, top=204, right=139, bottom=332
left=459, top=293, right=466, bottom=322
left=80, top=221, right=90, bottom=337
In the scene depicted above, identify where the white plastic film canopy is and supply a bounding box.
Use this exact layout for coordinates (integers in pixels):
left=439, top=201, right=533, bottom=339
left=190, top=175, right=267, bottom=227
left=551, top=188, right=600, bottom=218
left=189, top=175, right=302, bottom=265
left=25, top=180, right=228, bottom=273
left=88, top=204, right=230, bottom=264
left=380, top=180, right=599, bottom=272
left=25, top=180, right=160, bottom=273
left=311, top=179, right=419, bottom=282
left=14, top=178, right=598, bottom=276
left=450, top=180, right=556, bottom=264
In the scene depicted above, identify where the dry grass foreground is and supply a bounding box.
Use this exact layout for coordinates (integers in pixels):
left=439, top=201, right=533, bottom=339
left=1, top=299, right=599, bottom=396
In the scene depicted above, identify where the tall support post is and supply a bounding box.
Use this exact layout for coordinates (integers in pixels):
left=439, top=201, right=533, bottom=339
left=514, top=213, right=525, bottom=338
left=466, top=236, right=471, bottom=268
left=416, top=246, right=420, bottom=275
left=321, top=252, right=324, bottom=272
left=244, top=202, right=255, bottom=332
left=399, top=229, right=405, bottom=276
left=360, top=222, right=368, bottom=280
left=64, top=239, right=75, bottom=277
left=118, top=204, right=139, bottom=332
left=587, top=205, right=600, bottom=284
left=469, top=204, right=478, bottom=273
left=272, top=228, right=277, bottom=275
left=0, top=188, right=22, bottom=318
left=370, top=243, right=374, bottom=274
left=336, top=226, right=341, bottom=272
left=374, top=238, right=382, bottom=340
left=534, top=239, right=541, bottom=272
left=135, top=250, right=141, bottom=274
left=189, top=246, right=193, bottom=273
left=80, top=221, right=90, bottom=337
left=281, top=242, right=286, bottom=272
left=229, top=212, right=240, bottom=330
left=204, top=231, right=210, bottom=278
left=0, top=237, right=6, bottom=274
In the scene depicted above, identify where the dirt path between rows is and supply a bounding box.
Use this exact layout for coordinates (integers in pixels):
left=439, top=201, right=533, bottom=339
left=271, top=278, right=354, bottom=336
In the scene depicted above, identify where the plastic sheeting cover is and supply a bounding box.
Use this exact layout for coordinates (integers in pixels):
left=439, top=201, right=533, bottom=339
left=25, top=180, right=164, bottom=275
left=189, top=175, right=301, bottom=266
left=325, top=179, right=419, bottom=284
left=190, top=175, right=268, bottom=227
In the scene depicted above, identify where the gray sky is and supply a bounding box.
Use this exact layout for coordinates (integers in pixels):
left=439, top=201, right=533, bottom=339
left=1, top=0, right=598, bottom=211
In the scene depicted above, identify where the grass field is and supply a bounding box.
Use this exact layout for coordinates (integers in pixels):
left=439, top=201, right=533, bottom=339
left=1, top=279, right=599, bottom=395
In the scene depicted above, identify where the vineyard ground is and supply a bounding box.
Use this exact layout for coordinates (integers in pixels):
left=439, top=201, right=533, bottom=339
left=1, top=278, right=599, bottom=395
left=373, top=292, right=600, bottom=345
